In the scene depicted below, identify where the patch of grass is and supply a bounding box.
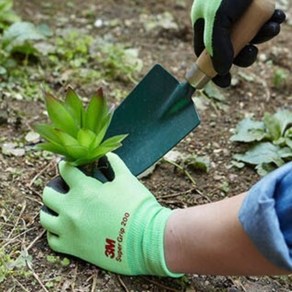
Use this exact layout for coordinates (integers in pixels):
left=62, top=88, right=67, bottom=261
left=0, top=249, right=32, bottom=283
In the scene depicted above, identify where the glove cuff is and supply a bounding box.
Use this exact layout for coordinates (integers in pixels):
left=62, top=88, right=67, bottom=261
left=127, top=200, right=183, bottom=277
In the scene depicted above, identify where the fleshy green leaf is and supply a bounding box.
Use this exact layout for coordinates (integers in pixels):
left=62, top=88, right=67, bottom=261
left=54, top=129, right=79, bottom=147
left=64, top=87, right=84, bottom=127
left=64, top=145, right=88, bottom=160
left=230, top=118, right=266, bottom=143
left=33, top=123, right=61, bottom=144
left=45, top=92, right=79, bottom=137
left=36, top=142, right=67, bottom=156
left=98, top=134, right=127, bottom=152
left=85, top=88, right=107, bottom=133
left=90, top=112, right=113, bottom=149
left=77, top=129, right=96, bottom=148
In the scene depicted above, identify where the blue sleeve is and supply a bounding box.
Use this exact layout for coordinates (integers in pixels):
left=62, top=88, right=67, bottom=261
left=238, top=162, right=292, bottom=270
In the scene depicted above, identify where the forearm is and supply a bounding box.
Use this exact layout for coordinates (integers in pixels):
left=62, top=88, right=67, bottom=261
left=164, top=193, right=289, bottom=276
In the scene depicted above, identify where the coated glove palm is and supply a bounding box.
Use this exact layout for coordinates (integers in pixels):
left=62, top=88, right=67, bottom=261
left=40, top=153, right=181, bottom=277
left=191, top=0, right=286, bottom=87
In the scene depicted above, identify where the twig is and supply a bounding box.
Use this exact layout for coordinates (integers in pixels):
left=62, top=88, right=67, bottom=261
left=164, top=159, right=197, bottom=186
left=12, top=276, right=30, bottom=292
left=24, top=247, right=49, bottom=292
left=26, top=229, right=46, bottom=251
left=142, top=277, right=180, bottom=292
left=25, top=191, right=43, bottom=203
left=158, top=188, right=196, bottom=199
left=7, top=201, right=27, bottom=240
left=71, top=264, right=78, bottom=292
left=117, top=275, right=129, bottom=292
left=28, top=159, right=56, bottom=187
left=90, top=273, right=97, bottom=292
left=2, top=227, right=35, bottom=249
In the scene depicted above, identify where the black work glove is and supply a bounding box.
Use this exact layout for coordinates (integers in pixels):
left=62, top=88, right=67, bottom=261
left=191, top=0, right=286, bottom=87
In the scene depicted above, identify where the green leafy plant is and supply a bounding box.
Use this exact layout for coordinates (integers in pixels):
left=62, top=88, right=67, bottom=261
left=2, top=21, right=50, bottom=56
left=0, top=0, right=20, bottom=30
left=273, top=69, right=288, bottom=89
left=34, top=87, right=127, bottom=168
left=230, top=109, right=292, bottom=175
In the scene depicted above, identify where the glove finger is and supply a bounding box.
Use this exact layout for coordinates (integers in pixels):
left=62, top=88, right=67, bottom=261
left=251, top=22, right=280, bottom=44
left=269, top=9, right=286, bottom=24
left=233, top=45, right=258, bottom=68
left=212, top=73, right=231, bottom=88
left=251, top=10, right=285, bottom=44
left=97, top=156, right=115, bottom=182
left=106, top=152, right=132, bottom=177
left=211, top=26, right=234, bottom=75
left=40, top=210, right=61, bottom=235
left=210, top=0, right=252, bottom=75
left=43, top=185, right=65, bottom=214
left=47, top=176, right=69, bottom=194
left=58, top=160, right=102, bottom=188
left=193, top=19, right=205, bottom=57
left=47, top=232, right=62, bottom=251
left=41, top=205, right=58, bottom=216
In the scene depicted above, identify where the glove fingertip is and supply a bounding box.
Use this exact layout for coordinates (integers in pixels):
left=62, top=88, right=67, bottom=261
left=106, top=152, right=132, bottom=176
left=47, top=232, right=61, bottom=251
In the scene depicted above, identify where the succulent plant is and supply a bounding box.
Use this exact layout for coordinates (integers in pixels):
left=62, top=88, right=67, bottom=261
left=34, top=87, right=127, bottom=167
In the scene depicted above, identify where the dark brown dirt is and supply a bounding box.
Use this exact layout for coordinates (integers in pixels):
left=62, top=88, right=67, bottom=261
left=1, top=0, right=292, bottom=291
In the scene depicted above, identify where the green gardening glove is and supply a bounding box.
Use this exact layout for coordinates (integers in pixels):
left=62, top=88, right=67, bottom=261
left=191, top=0, right=286, bottom=87
left=40, top=153, right=181, bottom=277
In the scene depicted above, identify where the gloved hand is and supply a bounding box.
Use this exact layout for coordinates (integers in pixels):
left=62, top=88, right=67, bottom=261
left=40, top=153, right=181, bottom=277
left=191, top=0, right=286, bottom=87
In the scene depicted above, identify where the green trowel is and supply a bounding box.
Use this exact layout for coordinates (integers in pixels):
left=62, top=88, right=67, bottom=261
left=104, top=0, right=274, bottom=176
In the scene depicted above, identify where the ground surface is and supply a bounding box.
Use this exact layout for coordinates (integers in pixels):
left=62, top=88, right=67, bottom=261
left=1, top=0, right=292, bottom=291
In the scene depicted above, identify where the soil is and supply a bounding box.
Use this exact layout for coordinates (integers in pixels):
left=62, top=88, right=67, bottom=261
left=1, top=0, right=292, bottom=291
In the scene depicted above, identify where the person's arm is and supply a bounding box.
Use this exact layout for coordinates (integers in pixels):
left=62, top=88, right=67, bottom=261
left=165, top=193, right=287, bottom=275
left=40, top=153, right=292, bottom=277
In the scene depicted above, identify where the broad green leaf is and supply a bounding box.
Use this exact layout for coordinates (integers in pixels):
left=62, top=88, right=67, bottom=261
left=34, top=123, right=62, bottom=144
left=233, top=142, right=285, bottom=167
left=279, top=147, right=292, bottom=159
left=85, top=88, right=107, bottom=133
left=0, top=0, right=20, bottom=30
left=230, top=118, right=266, bottom=143
left=263, top=112, right=281, bottom=141
left=274, top=110, right=292, bottom=135
left=77, top=129, right=96, bottom=147
left=285, top=128, right=292, bottom=149
left=2, top=21, right=46, bottom=52
left=203, top=83, right=225, bottom=102
left=64, top=87, right=84, bottom=127
left=185, top=155, right=210, bottom=172
left=256, top=163, right=276, bottom=176
left=36, top=142, right=67, bottom=156
left=286, top=138, right=292, bottom=149
left=45, top=92, right=79, bottom=137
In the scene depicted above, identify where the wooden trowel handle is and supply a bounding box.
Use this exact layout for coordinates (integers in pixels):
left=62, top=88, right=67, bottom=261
left=187, top=0, right=275, bottom=88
